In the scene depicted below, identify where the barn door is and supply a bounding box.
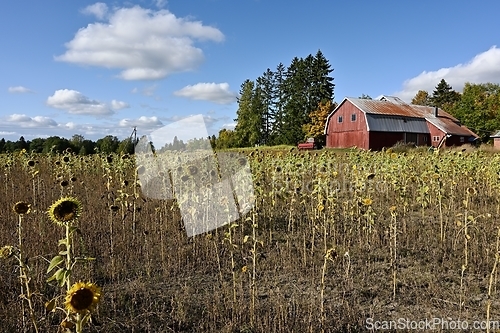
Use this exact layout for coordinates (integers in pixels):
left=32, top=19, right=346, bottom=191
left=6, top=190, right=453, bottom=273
left=405, top=133, right=417, bottom=144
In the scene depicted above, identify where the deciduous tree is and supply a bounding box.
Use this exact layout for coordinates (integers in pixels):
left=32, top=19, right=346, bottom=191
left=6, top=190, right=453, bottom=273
left=411, top=90, right=431, bottom=106
left=452, top=82, right=500, bottom=140
left=303, top=100, right=336, bottom=146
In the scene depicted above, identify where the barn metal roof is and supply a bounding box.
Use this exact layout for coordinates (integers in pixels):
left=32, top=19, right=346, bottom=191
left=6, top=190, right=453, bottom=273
left=411, top=105, right=460, bottom=122
left=366, top=114, right=429, bottom=133
left=348, top=97, right=424, bottom=117
left=410, top=105, right=477, bottom=137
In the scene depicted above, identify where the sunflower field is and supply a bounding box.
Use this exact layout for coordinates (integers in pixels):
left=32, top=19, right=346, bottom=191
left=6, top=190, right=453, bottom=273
left=1, top=148, right=500, bottom=332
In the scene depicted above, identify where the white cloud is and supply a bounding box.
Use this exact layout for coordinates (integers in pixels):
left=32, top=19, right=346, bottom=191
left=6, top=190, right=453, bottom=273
left=395, top=46, right=500, bottom=102
left=63, top=122, right=77, bottom=130
left=111, top=100, right=130, bottom=110
left=6, top=114, right=58, bottom=128
left=8, top=86, right=34, bottom=94
left=221, top=122, right=236, bottom=130
left=174, top=82, right=238, bottom=104
left=132, top=84, right=158, bottom=97
left=46, top=89, right=114, bottom=115
left=119, top=116, right=163, bottom=128
left=56, top=5, right=224, bottom=80
left=81, top=3, right=108, bottom=20
left=154, top=0, right=167, bottom=8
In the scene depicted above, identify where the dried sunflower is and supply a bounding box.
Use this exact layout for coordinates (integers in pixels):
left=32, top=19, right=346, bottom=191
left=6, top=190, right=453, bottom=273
left=187, top=165, right=198, bottom=176
left=0, top=245, right=15, bottom=260
left=48, top=197, right=82, bottom=225
left=13, top=201, right=31, bottom=215
left=65, top=282, right=102, bottom=314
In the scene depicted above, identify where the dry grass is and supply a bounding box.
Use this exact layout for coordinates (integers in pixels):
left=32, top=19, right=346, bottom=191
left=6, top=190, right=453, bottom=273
left=1, top=149, right=500, bottom=332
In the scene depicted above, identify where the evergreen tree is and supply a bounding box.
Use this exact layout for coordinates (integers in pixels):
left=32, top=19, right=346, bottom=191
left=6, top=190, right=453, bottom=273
left=255, top=68, right=276, bottom=145
left=311, top=50, right=335, bottom=107
left=232, top=50, right=335, bottom=146
left=430, top=79, right=461, bottom=110
left=15, top=136, right=30, bottom=151
left=281, top=57, right=309, bottom=145
left=270, top=63, right=286, bottom=144
left=210, top=135, right=216, bottom=149
left=234, top=80, right=261, bottom=147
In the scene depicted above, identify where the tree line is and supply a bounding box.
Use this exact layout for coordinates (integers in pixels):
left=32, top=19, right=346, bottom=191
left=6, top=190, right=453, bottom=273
left=0, top=134, right=218, bottom=155
left=215, top=50, right=335, bottom=149
left=0, top=134, right=135, bottom=155
left=411, top=79, right=500, bottom=141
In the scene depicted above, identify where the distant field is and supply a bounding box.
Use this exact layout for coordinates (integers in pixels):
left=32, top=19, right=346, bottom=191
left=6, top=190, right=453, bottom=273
left=1, top=148, right=500, bottom=332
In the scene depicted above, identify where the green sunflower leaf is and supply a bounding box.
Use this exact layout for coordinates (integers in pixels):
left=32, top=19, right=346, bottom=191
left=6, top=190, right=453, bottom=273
left=47, top=255, right=64, bottom=273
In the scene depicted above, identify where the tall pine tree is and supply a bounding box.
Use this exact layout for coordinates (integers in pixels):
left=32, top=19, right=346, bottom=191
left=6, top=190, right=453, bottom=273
left=255, top=68, right=276, bottom=145
left=430, top=79, right=461, bottom=110
left=270, top=63, right=286, bottom=144
left=281, top=57, right=309, bottom=145
left=231, top=50, right=335, bottom=146
left=234, top=80, right=262, bottom=147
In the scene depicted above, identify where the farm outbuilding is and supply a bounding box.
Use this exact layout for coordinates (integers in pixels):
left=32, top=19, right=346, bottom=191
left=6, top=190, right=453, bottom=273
left=492, top=130, right=500, bottom=150
left=324, top=95, right=478, bottom=150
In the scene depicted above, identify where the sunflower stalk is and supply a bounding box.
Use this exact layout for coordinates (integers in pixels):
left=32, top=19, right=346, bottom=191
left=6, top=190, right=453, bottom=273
left=486, top=228, right=500, bottom=333
left=45, top=197, right=102, bottom=332
left=320, top=248, right=336, bottom=333
left=12, top=202, right=39, bottom=333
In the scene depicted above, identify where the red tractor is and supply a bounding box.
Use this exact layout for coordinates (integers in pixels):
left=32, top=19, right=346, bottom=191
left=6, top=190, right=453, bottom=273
left=297, top=137, right=316, bottom=150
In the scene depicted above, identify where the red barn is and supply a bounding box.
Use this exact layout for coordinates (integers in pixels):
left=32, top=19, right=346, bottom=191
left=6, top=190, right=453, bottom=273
left=324, top=96, right=478, bottom=150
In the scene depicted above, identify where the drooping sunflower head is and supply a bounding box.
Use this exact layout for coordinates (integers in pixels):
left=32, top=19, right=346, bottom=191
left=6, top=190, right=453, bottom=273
left=13, top=201, right=31, bottom=215
left=48, top=197, right=82, bottom=225
left=65, top=282, right=102, bottom=314
left=187, top=165, right=198, bottom=176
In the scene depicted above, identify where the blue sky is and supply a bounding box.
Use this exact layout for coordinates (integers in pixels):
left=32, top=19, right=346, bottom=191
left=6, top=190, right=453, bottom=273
left=2, top=0, right=500, bottom=143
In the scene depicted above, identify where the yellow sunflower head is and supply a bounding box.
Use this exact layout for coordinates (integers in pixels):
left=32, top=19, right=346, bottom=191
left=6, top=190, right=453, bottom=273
left=65, top=282, right=102, bottom=314
left=362, top=198, right=373, bottom=206
left=13, top=201, right=31, bottom=215
left=48, top=197, right=82, bottom=225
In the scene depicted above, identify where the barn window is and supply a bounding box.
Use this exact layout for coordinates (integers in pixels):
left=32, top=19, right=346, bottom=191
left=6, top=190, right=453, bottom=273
left=351, top=114, right=356, bottom=121
left=460, top=136, right=465, bottom=143
left=433, top=136, right=440, bottom=142
left=338, top=116, right=343, bottom=123
left=423, top=136, right=428, bottom=142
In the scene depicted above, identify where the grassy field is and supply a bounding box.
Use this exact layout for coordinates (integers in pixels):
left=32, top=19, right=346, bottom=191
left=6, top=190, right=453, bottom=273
left=1, top=148, right=500, bottom=332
